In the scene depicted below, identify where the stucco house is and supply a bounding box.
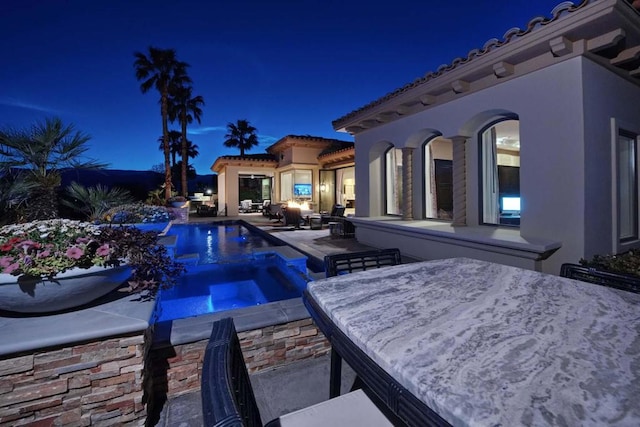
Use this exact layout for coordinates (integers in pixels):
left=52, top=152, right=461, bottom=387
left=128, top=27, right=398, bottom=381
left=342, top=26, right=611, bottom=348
left=333, top=0, right=640, bottom=274
left=211, top=135, right=354, bottom=216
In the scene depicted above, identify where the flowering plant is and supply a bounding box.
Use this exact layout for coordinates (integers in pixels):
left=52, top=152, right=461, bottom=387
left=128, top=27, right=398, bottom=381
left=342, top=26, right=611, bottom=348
left=101, top=203, right=174, bottom=224
left=0, top=219, right=185, bottom=296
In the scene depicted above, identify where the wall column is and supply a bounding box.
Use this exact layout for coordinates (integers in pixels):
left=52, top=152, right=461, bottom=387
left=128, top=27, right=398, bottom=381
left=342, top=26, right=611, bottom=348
left=402, top=147, right=414, bottom=220
left=451, top=136, right=467, bottom=226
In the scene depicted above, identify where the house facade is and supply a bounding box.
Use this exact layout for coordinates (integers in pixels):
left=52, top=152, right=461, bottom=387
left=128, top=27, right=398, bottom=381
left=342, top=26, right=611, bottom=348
left=211, top=135, right=354, bottom=216
left=333, top=0, right=640, bottom=274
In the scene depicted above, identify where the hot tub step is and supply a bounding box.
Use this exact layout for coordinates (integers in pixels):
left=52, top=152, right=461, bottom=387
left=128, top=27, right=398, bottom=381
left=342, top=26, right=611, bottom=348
left=176, top=253, right=200, bottom=265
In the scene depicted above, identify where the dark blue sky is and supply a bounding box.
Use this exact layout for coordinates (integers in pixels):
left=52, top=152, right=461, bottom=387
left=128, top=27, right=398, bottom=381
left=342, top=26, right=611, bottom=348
left=1, top=0, right=562, bottom=173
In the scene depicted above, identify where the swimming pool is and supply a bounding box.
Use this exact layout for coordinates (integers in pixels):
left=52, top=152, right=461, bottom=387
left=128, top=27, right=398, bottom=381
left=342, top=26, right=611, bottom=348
left=155, top=222, right=311, bottom=322
left=166, top=222, right=277, bottom=263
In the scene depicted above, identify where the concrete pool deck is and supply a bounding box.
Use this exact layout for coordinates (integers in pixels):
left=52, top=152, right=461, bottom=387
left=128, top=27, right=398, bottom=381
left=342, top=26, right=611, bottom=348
left=154, top=213, right=383, bottom=426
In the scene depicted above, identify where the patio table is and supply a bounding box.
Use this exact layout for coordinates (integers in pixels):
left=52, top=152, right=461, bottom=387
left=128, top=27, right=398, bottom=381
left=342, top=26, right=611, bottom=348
left=303, top=258, right=640, bottom=427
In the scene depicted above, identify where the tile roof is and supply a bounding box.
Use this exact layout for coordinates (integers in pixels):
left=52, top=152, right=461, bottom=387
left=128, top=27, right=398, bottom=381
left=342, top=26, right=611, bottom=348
left=332, top=0, right=595, bottom=130
left=265, top=134, right=353, bottom=153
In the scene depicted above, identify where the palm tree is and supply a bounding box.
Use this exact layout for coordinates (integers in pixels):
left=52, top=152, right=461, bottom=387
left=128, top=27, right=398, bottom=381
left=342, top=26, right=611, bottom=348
left=169, top=85, right=204, bottom=196
left=0, top=117, right=106, bottom=220
left=134, top=47, right=191, bottom=200
left=223, top=119, right=259, bottom=157
left=158, top=130, right=182, bottom=166
left=62, top=181, right=135, bottom=221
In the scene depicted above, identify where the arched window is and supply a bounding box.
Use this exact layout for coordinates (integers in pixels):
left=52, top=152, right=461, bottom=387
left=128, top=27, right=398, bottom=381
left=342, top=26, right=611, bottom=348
left=480, top=119, right=520, bottom=226
left=424, top=138, right=453, bottom=220
left=385, top=147, right=402, bottom=215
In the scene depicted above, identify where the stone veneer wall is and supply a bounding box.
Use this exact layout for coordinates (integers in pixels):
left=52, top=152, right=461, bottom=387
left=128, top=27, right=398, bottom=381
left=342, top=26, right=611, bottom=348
left=0, top=331, right=150, bottom=427
left=150, top=318, right=330, bottom=400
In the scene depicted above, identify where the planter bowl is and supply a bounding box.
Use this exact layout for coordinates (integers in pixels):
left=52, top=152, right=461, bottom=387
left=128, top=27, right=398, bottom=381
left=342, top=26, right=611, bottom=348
left=0, top=265, right=132, bottom=314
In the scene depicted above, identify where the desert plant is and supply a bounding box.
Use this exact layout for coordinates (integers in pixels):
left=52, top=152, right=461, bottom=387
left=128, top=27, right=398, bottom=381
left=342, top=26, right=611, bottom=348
left=0, top=118, right=106, bottom=220
left=62, top=182, right=136, bottom=221
left=580, top=250, right=640, bottom=277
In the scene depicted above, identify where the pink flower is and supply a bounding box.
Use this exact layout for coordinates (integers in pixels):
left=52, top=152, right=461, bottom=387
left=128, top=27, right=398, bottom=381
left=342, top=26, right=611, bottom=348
left=37, top=250, right=51, bottom=258
left=96, top=244, right=111, bottom=257
left=66, top=246, right=84, bottom=260
left=17, top=240, right=40, bottom=250
left=3, top=262, right=20, bottom=274
left=0, top=256, right=14, bottom=267
left=76, top=237, right=90, bottom=244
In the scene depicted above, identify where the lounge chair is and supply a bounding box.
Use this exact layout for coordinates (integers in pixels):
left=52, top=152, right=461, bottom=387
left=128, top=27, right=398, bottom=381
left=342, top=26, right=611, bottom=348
left=201, top=317, right=393, bottom=427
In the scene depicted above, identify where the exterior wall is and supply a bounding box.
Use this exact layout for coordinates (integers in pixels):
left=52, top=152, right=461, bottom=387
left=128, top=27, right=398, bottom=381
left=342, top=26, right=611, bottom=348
left=219, top=166, right=274, bottom=216
left=292, top=147, right=324, bottom=164
left=352, top=57, right=592, bottom=274
left=0, top=332, right=149, bottom=426
left=582, top=57, right=640, bottom=258
left=150, top=318, right=330, bottom=398
left=217, top=172, right=227, bottom=215
left=275, top=164, right=322, bottom=205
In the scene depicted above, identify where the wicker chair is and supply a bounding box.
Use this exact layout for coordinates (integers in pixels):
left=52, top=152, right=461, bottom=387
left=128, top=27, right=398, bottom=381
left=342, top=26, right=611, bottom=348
left=201, top=318, right=393, bottom=427
left=323, top=248, right=402, bottom=399
left=282, top=207, right=305, bottom=229
left=560, top=263, right=640, bottom=294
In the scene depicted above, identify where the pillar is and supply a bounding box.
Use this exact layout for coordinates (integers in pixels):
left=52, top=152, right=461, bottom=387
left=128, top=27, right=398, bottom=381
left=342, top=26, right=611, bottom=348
left=402, top=147, right=414, bottom=220
left=451, top=136, right=467, bottom=226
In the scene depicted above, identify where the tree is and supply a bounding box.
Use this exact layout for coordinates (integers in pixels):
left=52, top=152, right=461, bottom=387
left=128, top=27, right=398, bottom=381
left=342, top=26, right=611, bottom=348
left=158, top=130, right=182, bottom=166
left=0, top=117, right=106, bottom=220
left=169, top=85, right=204, bottom=196
left=223, top=119, right=259, bottom=157
left=62, top=181, right=135, bottom=221
left=134, top=46, right=191, bottom=201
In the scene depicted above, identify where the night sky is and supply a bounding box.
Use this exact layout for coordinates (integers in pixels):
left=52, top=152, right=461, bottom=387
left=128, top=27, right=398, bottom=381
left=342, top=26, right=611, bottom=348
left=1, top=0, right=563, bottom=173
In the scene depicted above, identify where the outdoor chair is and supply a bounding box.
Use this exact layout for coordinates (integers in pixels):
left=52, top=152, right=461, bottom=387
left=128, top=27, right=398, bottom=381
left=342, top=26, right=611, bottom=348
left=282, top=207, right=305, bottom=229
left=261, top=200, right=271, bottom=216
left=324, top=248, right=402, bottom=278
left=240, top=200, right=253, bottom=213
left=323, top=248, right=402, bottom=399
left=560, top=263, right=640, bottom=294
left=201, top=317, right=393, bottom=427
left=197, top=204, right=218, bottom=217
left=321, top=204, right=346, bottom=224
left=267, top=203, right=283, bottom=222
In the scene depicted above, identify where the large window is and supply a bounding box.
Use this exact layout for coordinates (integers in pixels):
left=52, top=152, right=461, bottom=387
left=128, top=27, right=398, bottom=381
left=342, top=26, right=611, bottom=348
left=424, top=138, right=453, bottom=220
left=618, top=131, right=638, bottom=242
left=385, top=147, right=403, bottom=215
left=280, top=169, right=312, bottom=201
left=480, top=119, right=520, bottom=226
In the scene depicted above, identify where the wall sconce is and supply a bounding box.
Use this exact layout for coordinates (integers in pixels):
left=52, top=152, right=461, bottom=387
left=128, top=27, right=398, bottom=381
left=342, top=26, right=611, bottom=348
left=320, top=183, right=327, bottom=192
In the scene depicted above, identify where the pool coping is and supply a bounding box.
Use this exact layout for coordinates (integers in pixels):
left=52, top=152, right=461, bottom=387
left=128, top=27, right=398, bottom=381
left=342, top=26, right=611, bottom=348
left=0, top=291, right=156, bottom=357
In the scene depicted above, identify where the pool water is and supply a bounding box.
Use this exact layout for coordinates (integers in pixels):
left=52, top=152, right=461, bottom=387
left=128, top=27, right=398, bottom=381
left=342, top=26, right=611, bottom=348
left=156, top=222, right=310, bottom=322
left=166, top=223, right=276, bottom=264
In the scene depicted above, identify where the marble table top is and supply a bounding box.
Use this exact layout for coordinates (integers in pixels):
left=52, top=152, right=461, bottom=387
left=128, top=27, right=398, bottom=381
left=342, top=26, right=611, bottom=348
left=307, top=258, right=640, bottom=426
